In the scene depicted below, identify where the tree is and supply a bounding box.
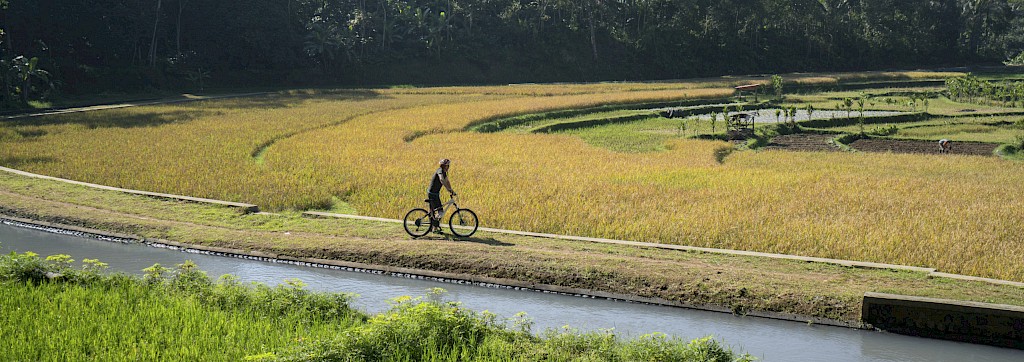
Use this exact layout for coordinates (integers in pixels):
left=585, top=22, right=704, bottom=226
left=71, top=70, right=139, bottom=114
left=175, top=0, right=190, bottom=57
left=771, top=74, right=783, bottom=100
left=11, top=56, right=50, bottom=105
left=0, top=58, right=11, bottom=107
left=1, top=0, right=1020, bottom=91
left=304, top=22, right=343, bottom=74
left=0, top=0, right=8, bottom=106
left=959, top=0, right=1011, bottom=58
left=150, top=0, right=164, bottom=67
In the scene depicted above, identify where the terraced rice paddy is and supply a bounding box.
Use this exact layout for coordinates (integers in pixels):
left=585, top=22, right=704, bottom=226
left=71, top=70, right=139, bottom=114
left=2, top=73, right=1024, bottom=282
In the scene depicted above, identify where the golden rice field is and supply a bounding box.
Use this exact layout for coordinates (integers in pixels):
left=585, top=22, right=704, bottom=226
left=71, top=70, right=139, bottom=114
left=2, top=73, right=1023, bottom=282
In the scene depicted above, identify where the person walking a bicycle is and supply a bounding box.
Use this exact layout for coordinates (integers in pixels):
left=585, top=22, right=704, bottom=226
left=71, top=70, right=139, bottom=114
left=427, top=158, right=456, bottom=233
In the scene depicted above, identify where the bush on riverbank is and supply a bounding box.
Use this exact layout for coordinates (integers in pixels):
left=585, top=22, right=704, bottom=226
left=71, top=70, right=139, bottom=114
left=0, top=249, right=363, bottom=361
left=259, top=289, right=750, bottom=361
left=0, top=249, right=751, bottom=361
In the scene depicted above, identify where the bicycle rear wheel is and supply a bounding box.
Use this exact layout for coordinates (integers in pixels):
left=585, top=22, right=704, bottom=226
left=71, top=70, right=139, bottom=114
left=404, top=208, right=432, bottom=238
left=449, top=208, right=478, bottom=237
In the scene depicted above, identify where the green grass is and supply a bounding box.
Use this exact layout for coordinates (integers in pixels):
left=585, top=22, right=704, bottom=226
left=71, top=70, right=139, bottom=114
left=497, top=109, right=652, bottom=133
left=782, top=91, right=1020, bottom=116
left=973, top=71, right=1024, bottom=81
left=555, top=116, right=727, bottom=153
left=0, top=251, right=752, bottom=362
left=0, top=253, right=362, bottom=362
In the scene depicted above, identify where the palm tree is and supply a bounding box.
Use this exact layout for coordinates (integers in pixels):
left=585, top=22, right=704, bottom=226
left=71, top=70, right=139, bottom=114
left=304, top=23, right=343, bottom=74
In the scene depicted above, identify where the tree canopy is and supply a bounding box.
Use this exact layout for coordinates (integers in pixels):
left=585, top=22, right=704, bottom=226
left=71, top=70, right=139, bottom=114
left=1, top=0, right=1023, bottom=95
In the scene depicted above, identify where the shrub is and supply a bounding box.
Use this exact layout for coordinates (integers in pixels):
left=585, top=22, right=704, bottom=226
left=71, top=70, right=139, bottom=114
left=0, top=251, right=50, bottom=283
left=869, top=125, right=899, bottom=136
left=262, top=290, right=754, bottom=362
left=1007, top=51, right=1024, bottom=66
left=0, top=250, right=363, bottom=361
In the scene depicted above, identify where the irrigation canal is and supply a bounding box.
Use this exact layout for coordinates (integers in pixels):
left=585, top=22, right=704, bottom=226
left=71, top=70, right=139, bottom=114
left=1, top=222, right=1021, bottom=362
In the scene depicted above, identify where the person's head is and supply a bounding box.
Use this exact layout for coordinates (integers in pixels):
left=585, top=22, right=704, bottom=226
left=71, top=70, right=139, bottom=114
left=439, top=158, right=451, bottom=171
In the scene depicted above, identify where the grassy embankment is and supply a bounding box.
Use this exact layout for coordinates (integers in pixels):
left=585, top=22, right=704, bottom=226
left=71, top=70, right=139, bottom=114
left=0, top=251, right=751, bottom=361
left=0, top=167, right=1022, bottom=326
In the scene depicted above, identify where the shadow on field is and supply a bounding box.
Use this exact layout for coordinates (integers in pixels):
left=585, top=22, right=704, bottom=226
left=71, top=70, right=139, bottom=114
left=426, top=234, right=515, bottom=246
left=3, top=110, right=208, bottom=129
left=219, top=89, right=389, bottom=109
left=0, top=156, right=56, bottom=168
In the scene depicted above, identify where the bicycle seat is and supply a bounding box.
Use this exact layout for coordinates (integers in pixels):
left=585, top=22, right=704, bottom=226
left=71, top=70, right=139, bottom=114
left=424, top=199, right=431, bottom=203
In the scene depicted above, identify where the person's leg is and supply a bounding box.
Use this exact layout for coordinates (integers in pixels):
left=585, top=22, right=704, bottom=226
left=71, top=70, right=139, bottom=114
left=428, top=196, right=442, bottom=227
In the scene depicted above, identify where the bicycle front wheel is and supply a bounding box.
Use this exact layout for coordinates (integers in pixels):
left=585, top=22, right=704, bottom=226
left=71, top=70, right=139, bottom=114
left=404, top=208, right=432, bottom=238
left=449, top=208, right=478, bottom=237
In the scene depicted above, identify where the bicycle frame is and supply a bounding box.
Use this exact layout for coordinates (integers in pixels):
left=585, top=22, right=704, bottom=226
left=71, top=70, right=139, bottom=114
left=405, top=194, right=477, bottom=238
left=430, top=195, right=459, bottom=222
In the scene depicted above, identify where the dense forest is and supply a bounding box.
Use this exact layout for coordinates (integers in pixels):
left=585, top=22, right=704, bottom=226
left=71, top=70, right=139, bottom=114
left=1, top=0, right=1023, bottom=104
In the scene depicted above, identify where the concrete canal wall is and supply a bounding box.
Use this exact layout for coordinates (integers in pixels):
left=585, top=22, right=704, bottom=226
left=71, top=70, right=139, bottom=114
left=863, top=292, right=1024, bottom=349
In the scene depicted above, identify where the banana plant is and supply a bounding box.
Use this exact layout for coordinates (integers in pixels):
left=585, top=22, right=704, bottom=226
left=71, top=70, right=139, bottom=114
left=184, top=67, right=211, bottom=91
left=10, top=56, right=51, bottom=105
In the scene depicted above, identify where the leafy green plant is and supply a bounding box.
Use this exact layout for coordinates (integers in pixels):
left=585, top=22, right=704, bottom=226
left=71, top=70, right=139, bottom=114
left=264, top=291, right=752, bottom=362
left=143, top=263, right=171, bottom=283
left=857, top=95, right=866, bottom=118
left=44, top=254, right=74, bottom=271
left=1008, top=51, right=1024, bottom=66
left=0, top=250, right=362, bottom=361
left=0, top=251, right=49, bottom=282
left=710, top=111, right=718, bottom=133
left=184, top=67, right=211, bottom=91
left=771, top=74, right=783, bottom=100
left=869, top=125, right=899, bottom=136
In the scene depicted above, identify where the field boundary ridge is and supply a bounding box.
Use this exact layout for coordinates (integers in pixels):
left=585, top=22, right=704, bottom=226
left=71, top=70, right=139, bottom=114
left=304, top=211, right=1024, bottom=288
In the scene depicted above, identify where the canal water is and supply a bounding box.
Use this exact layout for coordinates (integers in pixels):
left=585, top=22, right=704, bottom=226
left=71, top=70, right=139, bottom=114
left=1, top=221, right=1020, bottom=362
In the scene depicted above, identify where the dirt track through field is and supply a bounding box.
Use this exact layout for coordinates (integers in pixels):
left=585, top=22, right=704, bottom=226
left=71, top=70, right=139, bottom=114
left=849, top=139, right=998, bottom=156
left=764, top=134, right=841, bottom=152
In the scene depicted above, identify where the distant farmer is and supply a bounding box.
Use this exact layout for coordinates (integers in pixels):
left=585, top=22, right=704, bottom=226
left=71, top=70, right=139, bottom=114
left=938, top=139, right=952, bottom=154
left=427, top=158, right=456, bottom=233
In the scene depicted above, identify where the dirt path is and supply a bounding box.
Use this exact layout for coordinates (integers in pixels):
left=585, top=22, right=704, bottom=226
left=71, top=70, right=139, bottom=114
left=764, top=134, right=841, bottom=152
left=849, top=139, right=998, bottom=156
left=1, top=92, right=274, bottom=121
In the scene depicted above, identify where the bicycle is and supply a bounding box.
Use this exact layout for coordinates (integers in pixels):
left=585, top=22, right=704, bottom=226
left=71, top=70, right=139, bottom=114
left=404, top=194, right=478, bottom=238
